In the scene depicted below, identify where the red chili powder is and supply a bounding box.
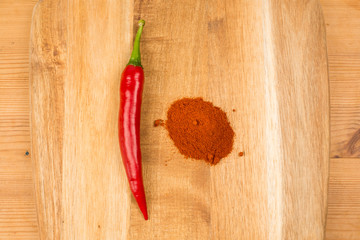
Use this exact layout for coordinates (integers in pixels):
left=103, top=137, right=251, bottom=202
left=153, top=119, right=165, bottom=127
left=164, top=98, right=234, bottom=165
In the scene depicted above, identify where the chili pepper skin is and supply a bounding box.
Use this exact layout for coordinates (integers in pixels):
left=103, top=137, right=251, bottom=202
left=119, top=20, right=148, bottom=220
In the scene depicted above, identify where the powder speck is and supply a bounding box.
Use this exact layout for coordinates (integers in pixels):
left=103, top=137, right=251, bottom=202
left=238, top=152, right=244, bottom=157
left=153, top=119, right=164, bottom=127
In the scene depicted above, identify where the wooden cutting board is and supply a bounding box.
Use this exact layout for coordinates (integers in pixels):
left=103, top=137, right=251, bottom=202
left=29, top=0, right=329, bottom=239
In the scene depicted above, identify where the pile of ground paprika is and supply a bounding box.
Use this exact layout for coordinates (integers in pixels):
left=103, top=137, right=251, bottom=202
left=155, top=98, right=234, bottom=165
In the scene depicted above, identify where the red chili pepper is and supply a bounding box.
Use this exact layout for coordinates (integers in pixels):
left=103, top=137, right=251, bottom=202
left=119, top=20, right=148, bottom=220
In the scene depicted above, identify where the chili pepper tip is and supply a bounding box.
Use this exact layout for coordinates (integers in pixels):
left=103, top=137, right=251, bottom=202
left=138, top=19, right=145, bottom=27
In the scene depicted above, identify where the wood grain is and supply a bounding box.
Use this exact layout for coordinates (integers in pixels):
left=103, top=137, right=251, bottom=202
left=0, top=0, right=39, bottom=239
left=0, top=0, right=359, bottom=239
left=30, top=0, right=133, bottom=239
left=321, top=0, right=360, bottom=158
left=326, top=158, right=360, bottom=240
left=321, top=0, right=360, bottom=237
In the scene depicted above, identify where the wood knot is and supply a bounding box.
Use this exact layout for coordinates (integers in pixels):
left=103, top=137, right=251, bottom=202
left=347, top=128, right=360, bottom=155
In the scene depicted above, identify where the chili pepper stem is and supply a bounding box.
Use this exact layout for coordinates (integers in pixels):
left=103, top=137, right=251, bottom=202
left=128, top=20, right=145, bottom=67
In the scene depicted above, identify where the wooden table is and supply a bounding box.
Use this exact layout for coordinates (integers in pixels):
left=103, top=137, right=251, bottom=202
left=0, top=0, right=359, bottom=239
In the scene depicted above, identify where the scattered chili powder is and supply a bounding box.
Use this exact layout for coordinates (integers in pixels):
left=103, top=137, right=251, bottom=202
left=232, top=109, right=236, bottom=112
left=238, top=152, right=244, bottom=157
left=165, top=98, right=234, bottom=165
left=153, top=119, right=164, bottom=127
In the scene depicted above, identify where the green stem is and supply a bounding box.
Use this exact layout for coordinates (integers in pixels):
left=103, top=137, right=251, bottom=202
left=128, top=20, right=145, bottom=67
